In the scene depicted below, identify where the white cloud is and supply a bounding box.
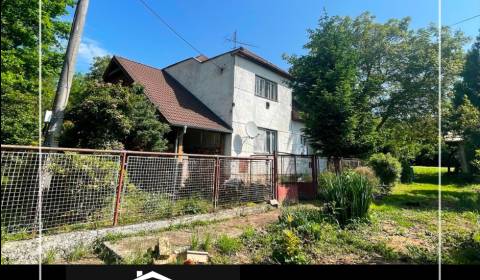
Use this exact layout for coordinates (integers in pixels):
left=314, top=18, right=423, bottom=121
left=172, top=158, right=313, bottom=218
left=78, top=37, right=110, bottom=64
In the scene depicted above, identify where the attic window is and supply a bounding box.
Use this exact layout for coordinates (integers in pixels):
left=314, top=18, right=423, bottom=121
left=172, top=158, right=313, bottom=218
left=255, top=75, right=278, bottom=101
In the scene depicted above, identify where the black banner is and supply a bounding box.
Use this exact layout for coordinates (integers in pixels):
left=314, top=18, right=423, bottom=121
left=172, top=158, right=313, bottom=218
left=0, top=265, right=477, bottom=280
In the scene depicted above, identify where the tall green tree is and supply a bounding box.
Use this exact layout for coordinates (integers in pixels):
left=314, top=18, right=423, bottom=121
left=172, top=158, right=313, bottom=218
left=286, top=13, right=378, bottom=159
left=447, top=31, right=480, bottom=175
left=1, top=0, right=74, bottom=145
left=287, top=12, right=467, bottom=161
left=454, top=31, right=480, bottom=108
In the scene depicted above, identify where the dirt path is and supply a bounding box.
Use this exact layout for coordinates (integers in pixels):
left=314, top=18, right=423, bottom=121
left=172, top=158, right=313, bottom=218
left=107, top=208, right=282, bottom=259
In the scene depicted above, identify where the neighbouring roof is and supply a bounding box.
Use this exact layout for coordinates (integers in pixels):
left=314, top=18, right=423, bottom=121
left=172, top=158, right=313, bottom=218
left=104, top=56, right=232, bottom=133
left=444, top=132, right=463, bottom=143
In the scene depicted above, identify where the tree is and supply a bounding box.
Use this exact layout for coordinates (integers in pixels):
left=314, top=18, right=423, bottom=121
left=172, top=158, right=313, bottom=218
left=68, top=55, right=112, bottom=108
left=286, top=13, right=378, bottom=160
left=1, top=0, right=74, bottom=144
left=286, top=12, right=467, bottom=161
left=446, top=31, right=480, bottom=175
left=61, top=82, right=170, bottom=151
left=454, top=31, right=480, bottom=108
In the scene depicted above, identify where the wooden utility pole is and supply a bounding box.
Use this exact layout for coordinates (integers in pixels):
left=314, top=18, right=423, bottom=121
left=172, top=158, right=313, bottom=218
left=44, top=0, right=90, bottom=147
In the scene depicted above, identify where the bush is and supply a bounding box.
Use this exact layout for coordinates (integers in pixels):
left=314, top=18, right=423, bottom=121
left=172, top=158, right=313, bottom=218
left=368, top=153, right=402, bottom=191
left=174, top=196, right=213, bottom=215
left=318, top=171, right=374, bottom=225
left=271, top=229, right=309, bottom=264
left=400, top=161, right=414, bottom=184
left=216, top=235, right=242, bottom=255
left=472, top=149, right=480, bottom=176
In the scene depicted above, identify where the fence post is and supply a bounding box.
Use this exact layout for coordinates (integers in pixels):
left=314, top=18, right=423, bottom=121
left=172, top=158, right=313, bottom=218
left=312, top=155, right=317, bottom=196
left=273, top=151, right=278, bottom=200
left=113, top=151, right=127, bottom=226
left=213, top=156, right=220, bottom=210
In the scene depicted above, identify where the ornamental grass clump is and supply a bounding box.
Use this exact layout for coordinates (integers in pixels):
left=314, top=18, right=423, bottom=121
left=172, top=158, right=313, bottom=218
left=318, top=171, right=374, bottom=225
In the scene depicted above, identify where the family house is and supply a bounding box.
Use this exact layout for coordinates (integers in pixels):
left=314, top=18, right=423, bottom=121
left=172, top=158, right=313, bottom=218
left=103, top=47, right=311, bottom=156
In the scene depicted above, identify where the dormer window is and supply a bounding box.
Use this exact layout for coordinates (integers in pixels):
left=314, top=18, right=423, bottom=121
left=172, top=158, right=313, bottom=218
left=255, top=75, right=278, bottom=101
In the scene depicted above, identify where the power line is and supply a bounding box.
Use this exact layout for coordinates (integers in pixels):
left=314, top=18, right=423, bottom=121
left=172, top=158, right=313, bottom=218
left=136, top=0, right=223, bottom=70
left=448, top=14, right=480, bottom=26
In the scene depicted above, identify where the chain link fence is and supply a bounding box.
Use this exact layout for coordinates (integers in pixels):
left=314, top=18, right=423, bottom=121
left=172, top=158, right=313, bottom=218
left=1, top=145, right=364, bottom=237
left=118, top=155, right=216, bottom=225
left=278, top=155, right=315, bottom=183
left=217, top=158, right=273, bottom=208
left=1, top=146, right=274, bottom=236
left=1, top=150, right=120, bottom=234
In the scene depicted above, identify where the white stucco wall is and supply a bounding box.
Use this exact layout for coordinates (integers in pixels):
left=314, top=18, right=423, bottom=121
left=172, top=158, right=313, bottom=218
left=164, top=55, right=235, bottom=125
left=231, top=56, right=309, bottom=156
left=164, top=54, right=235, bottom=155
left=165, top=52, right=309, bottom=156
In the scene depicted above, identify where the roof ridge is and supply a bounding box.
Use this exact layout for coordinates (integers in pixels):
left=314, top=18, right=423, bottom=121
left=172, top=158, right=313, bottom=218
left=114, top=55, right=164, bottom=72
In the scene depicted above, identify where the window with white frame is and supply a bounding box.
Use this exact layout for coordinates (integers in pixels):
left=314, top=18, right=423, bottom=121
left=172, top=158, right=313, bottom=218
left=254, top=128, right=277, bottom=153
left=300, top=135, right=308, bottom=154
left=255, top=75, right=278, bottom=101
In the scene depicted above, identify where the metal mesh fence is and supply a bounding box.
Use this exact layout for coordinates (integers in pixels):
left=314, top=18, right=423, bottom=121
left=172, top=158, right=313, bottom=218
left=217, top=158, right=273, bottom=208
left=1, top=151, right=120, bottom=234
left=1, top=146, right=318, bottom=236
left=278, top=155, right=313, bottom=183
left=118, top=155, right=215, bottom=224
left=326, top=158, right=364, bottom=172
left=316, top=157, right=328, bottom=174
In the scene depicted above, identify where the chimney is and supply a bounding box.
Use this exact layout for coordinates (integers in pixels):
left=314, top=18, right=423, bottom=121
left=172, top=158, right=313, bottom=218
left=137, top=271, right=143, bottom=277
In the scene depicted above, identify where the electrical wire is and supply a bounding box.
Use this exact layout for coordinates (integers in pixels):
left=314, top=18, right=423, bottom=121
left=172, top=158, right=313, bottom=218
left=448, top=14, right=480, bottom=26
left=136, top=0, right=224, bottom=70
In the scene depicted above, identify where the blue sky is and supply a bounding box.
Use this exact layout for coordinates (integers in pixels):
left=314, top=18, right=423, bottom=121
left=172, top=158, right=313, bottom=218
left=72, top=0, right=480, bottom=73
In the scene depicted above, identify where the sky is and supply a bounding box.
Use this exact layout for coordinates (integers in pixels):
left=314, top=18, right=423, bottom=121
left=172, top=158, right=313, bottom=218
left=71, top=0, right=480, bottom=73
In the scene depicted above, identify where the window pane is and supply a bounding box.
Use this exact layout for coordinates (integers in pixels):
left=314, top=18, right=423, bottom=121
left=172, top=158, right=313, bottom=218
left=254, top=129, right=266, bottom=153
left=266, top=131, right=271, bottom=153
left=255, top=76, right=278, bottom=101
left=271, top=131, right=277, bottom=152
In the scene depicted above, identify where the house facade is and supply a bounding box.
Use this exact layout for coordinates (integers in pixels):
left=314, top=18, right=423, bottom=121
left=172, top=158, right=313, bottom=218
left=103, top=47, right=311, bottom=156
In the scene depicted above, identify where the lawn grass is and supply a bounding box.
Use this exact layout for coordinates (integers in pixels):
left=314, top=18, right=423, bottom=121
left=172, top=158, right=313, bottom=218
left=224, top=166, right=479, bottom=264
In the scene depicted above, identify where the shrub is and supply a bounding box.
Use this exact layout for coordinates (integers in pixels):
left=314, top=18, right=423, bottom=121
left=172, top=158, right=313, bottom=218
left=278, top=208, right=328, bottom=229
left=42, top=249, right=57, bottom=264
left=271, top=229, right=309, bottom=264
left=400, top=161, right=414, bottom=184
left=174, top=197, right=213, bottom=215
left=368, top=153, right=402, bottom=191
left=318, top=171, right=374, bottom=225
left=66, top=243, right=90, bottom=262
left=472, top=149, right=480, bottom=176
left=240, top=226, right=256, bottom=241
left=122, top=250, right=154, bottom=265
left=216, top=235, right=242, bottom=255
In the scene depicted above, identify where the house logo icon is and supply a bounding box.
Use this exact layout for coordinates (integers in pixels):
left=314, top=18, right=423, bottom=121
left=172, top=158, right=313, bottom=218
left=134, top=271, right=172, bottom=280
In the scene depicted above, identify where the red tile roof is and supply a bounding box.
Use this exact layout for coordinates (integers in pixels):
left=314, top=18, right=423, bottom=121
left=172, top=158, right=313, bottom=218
left=109, top=56, right=232, bottom=133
